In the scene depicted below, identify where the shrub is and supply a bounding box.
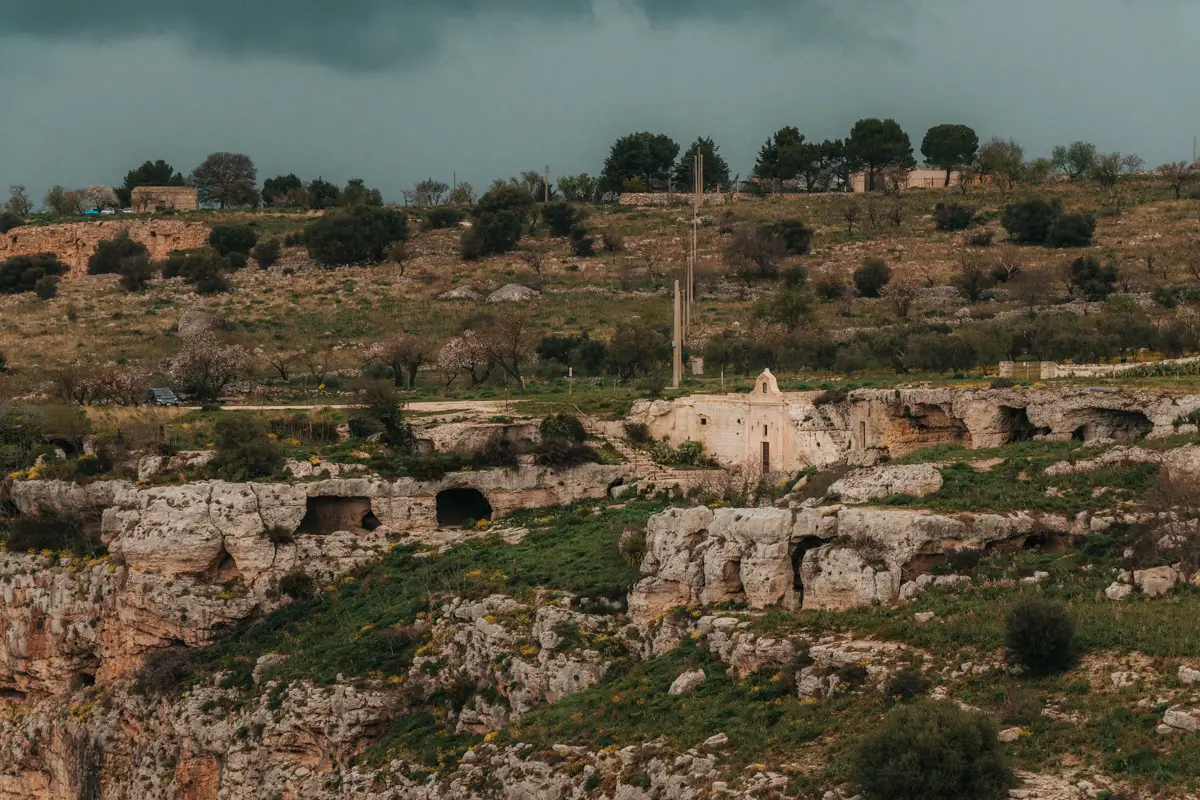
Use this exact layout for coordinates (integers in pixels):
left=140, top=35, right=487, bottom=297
left=1152, top=285, right=1179, bottom=308
left=250, top=238, right=282, bottom=270
left=569, top=224, right=595, bottom=256
left=421, top=206, right=466, bottom=231
left=475, top=184, right=536, bottom=221
left=1067, top=256, right=1117, bottom=301
left=885, top=669, right=930, bottom=704
left=814, top=276, right=847, bottom=301
left=1045, top=213, right=1095, bottom=248
left=209, top=415, right=284, bottom=480
left=1005, top=599, right=1076, bottom=675
left=34, top=275, right=58, bottom=300
left=6, top=513, right=104, bottom=557
left=133, top=648, right=197, bottom=696
left=990, top=377, right=1016, bottom=389
left=461, top=210, right=523, bottom=260
left=540, top=413, right=587, bottom=443
left=470, top=431, right=521, bottom=468
left=305, top=206, right=409, bottom=266
left=264, top=526, right=295, bottom=545
left=1001, top=199, right=1059, bottom=244
left=601, top=230, right=625, bottom=252
left=852, top=700, right=1013, bottom=800
left=0, top=210, right=23, bottom=233
left=87, top=231, right=148, bottom=275
left=360, top=382, right=415, bottom=450
left=954, top=260, right=995, bottom=303
left=623, top=422, right=651, bottom=445
left=854, top=257, right=892, bottom=298
left=161, top=250, right=231, bottom=294
left=782, top=264, right=808, bottom=288
left=208, top=225, right=258, bottom=257
left=934, top=202, right=975, bottom=231
left=118, top=253, right=155, bottom=292
left=970, top=231, right=994, bottom=247
left=725, top=226, right=787, bottom=281
left=279, top=572, right=316, bottom=601
left=0, top=253, right=68, bottom=294
left=771, top=218, right=814, bottom=254
left=543, top=202, right=585, bottom=237
left=536, top=438, right=599, bottom=468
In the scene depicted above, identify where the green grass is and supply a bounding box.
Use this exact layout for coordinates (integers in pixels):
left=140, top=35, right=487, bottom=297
left=884, top=439, right=1163, bottom=513
left=176, top=498, right=666, bottom=690
left=504, top=639, right=844, bottom=772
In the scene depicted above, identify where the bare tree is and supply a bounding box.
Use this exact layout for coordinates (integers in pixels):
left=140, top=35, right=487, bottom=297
left=880, top=165, right=910, bottom=196
left=4, top=185, right=32, bottom=217
left=262, top=349, right=300, bottom=382
left=403, top=179, right=449, bottom=207
left=842, top=200, right=862, bottom=234
left=480, top=311, right=538, bottom=390
left=300, top=347, right=337, bottom=386
left=1158, top=161, right=1196, bottom=200
left=365, top=333, right=436, bottom=389
left=387, top=241, right=410, bottom=278
left=991, top=246, right=1024, bottom=283
left=448, top=182, right=476, bottom=206
left=882, top=275, right=920, bottom=318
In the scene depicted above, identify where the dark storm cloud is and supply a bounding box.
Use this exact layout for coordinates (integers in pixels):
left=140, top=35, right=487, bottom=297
left=0, top=0, right=895, bottom=70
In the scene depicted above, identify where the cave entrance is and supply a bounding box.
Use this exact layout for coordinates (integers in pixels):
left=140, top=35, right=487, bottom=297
left=1070, top=410, right=1153, bottom=443
left=791, top=536, right=825, bottom=606
left=296, top=497, right=381, bottom=535
left=436, top=489, right=493, bottom=528
left=999, top=406, right=1051, bottom=443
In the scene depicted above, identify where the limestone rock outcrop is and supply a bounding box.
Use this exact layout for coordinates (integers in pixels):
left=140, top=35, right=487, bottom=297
left=0, top=220, right=210, bottom=279
left=826, top=464, right=943, bottom=503
left=2, top=464, right=628, bottom=698
left=630, top=504, right=1082, bottom=620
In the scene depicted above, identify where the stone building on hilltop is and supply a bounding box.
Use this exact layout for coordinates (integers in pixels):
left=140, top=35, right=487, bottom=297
left=131, top=186, right=199, bottom=213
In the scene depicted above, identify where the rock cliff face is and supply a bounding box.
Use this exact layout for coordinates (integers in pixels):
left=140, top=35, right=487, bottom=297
left=630, top=386, right=1200, bottom=470
left=0, top=465, right=628, bottom=700
left=628, top=504, right=1106, bottom=620
left=0, top=220, right=211, bottom=279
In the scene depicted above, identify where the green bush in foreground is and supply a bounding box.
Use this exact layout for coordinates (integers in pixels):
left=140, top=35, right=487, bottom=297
left=852, top=700, right=1013, bottom=800
left=209, top=415, right=284, bottom=480
left=1005, top=599, right=1076, bottom=675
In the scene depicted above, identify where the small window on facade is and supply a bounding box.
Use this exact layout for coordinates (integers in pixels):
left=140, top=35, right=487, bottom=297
left=762, top=382, right=768, bottom=393
left=763, top=425, right=768, bottom=437
left=700, top=417, right=708, bottom=426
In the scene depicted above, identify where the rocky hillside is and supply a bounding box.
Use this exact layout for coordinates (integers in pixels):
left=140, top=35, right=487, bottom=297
left=4, top=422, right=1200, bottom=798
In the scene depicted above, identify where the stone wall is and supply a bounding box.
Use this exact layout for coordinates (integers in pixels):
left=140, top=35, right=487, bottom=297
left=0, top=220, right=210, bottom=279
left=617, top=192, right=742, bottom=207
left=1001, top=356, right=1200, bottom=380
left=131, top=186, right=199, bottom=213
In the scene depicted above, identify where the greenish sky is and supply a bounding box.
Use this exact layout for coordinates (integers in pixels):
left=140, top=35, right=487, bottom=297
left=1, top=0, right=1195, bottom=204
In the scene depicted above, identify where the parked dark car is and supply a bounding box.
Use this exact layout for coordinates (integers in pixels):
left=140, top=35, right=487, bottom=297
left=146, top=388, right=180, bottom=406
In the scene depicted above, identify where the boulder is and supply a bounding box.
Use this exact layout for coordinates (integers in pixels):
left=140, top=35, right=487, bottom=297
left=1104, top=582, right=1133, bottom=601
left=437, top=286, right=483, bottom=301
left=1133, top=565, right=1178, bottom=597
left=826, top=464, right=943, bottom=504
left=668, top=669, right=706, bottom=696
left=1162, top=706, right=1200, bottom=733
left=1179, top=666, right=1200, bottom=685
left=1043, top=446, right=1162, bottom=477
left=1164, top=444, right=1200, bottom=485
left=486, top=284, right=540, bottom=303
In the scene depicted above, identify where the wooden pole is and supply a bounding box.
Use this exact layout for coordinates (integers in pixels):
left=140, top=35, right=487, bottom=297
left=672, top=280, right=682, bottom=389
left=544, top=165, right=550, bottom=203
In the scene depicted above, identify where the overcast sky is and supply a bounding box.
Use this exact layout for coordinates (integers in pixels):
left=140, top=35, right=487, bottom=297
left=2, top=0, right=1197, bottom=205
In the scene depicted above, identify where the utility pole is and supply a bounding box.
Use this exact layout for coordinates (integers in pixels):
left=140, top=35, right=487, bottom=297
left=544, top=165, right=550, bottom=203
left=672, top=280, right=682, bottom=389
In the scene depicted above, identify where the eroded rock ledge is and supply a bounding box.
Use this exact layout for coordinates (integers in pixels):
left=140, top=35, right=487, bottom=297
left=628, top=504, right=1114, bottom=621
